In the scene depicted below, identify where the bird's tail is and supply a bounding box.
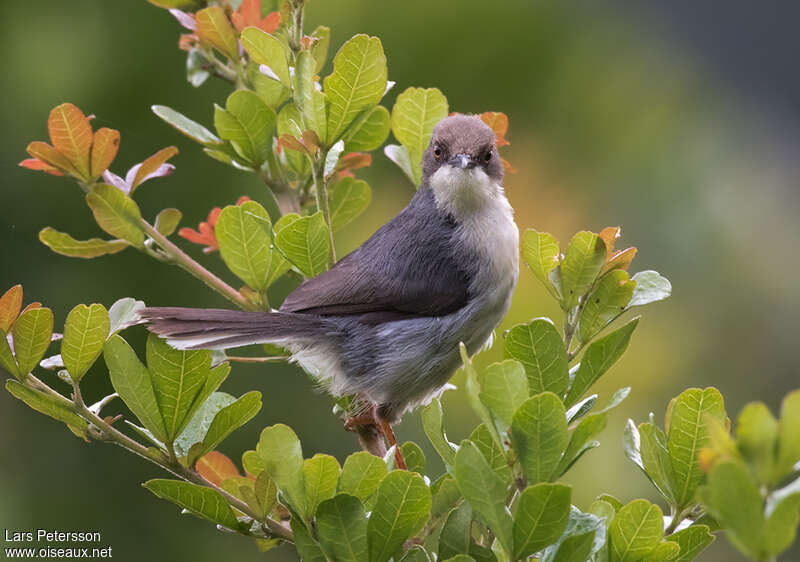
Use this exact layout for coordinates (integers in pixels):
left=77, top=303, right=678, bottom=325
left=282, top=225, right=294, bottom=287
left=140, top=307, right=326, bottom=350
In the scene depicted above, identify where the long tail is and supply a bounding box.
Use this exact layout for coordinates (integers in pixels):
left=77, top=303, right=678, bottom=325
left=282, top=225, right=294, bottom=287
left=140, top=307, right=325, bottom=350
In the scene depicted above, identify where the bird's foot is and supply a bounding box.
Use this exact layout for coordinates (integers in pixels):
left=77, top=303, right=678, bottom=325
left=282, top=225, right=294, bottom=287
left=343, top=406, right=406, bottom=470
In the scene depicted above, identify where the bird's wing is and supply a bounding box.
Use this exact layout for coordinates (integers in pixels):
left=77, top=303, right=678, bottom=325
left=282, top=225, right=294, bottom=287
left=280, top=190, right=470, bottom=321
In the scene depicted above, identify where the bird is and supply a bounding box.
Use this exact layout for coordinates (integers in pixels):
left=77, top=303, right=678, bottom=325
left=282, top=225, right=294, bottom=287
left=141, top=114, right=520, bottom=466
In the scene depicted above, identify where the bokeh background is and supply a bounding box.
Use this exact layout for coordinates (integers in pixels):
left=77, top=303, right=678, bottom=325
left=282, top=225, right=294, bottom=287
left=2, top=1, right=799, bottom=560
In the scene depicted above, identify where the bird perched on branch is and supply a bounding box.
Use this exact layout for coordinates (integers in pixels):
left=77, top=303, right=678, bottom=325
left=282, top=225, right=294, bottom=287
left=142, top=115, right=519, bottom=468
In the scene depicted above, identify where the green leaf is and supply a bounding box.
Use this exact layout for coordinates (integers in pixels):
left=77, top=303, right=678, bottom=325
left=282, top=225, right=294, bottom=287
left=195, top=6, right=238, bottom=59
left=316, top=493, right=369, bottom=562
left=698, top=459, right=763, bottom=558
left=736, top=401, right=779, bottom=484
left=636, top=421, right=676, bottom=503
left=557, top=413, right=607, bottom=477
left=564, top=317, right=639, bottom=407
left=521, top=229, right=560, bottom=294
left=291, top=516, right=327, bottom=561
left=5, top=379, right=88, bottom=434
left=38, top=227, right=128, bottom=258
left=214, top=91, right=276, bottom=167
left=540, top=507, right=605, bottom=562
left=667, top=387, right=726, bottom=508
left=478, top=359, right=528, bottom=426
left=641, top=542, right=680, bottom=561
left=196, top=391, right=261, bottom=461
left=104, top=335, right=167, bottom=443
left=665, top=525, right=714, bottom=562
left=763, top=487, right=800, bottom=557
left=776, top=390, right=800, bottom=480
left=247, top=62, right=290, bottom=109
left=216, top=200, right=272, bottom=291
left=504, top=318, right=569, bottom=396
left=61, top=303, right=109, bottom=382
left=513, top=483, right=572, bottom=559
left=383, top=144, right=415, bottom=185
left=579, top=270, right=635, bottom=342
left=401, top=442, right=427, bottom=475
left=608, top=499, right=663, bottom=561
left=295, top=50, right=327, bottom=143
left=257, top=424, right=305, bottom=512
left=274, top=211, right=330, bottom=276
left=241, top=27, right=291, bottom=87
left=403, top=546, right=433, bottom=562
left=108, top=297, right=145, bottom=335
left=560, top=231, right=606, bottom=309
left=276, top=105, right=310, bottom=177
left=330, top=177, right=372, bottom=231
left=325, top=34, right=388, bottom=143
left=367, top=470, right=432, bottom=562
left=152, top=105, right=221, bottom=145
left=310, top=25, right=330, bottom=73
left=344, top=105, right=391, bottom=152
left=303, top=454, right=341, bottom=516
left=146, top=334, right=216, bottom=441
left=339, top=451, right=388, bottom=502
left=143, top=479, right=240, bottom=530
left=391, top=87, right=448, bottom=186
left=511, top=392, right=568, bottom=484
left=461, top=344, right=503, bottom=450
left=0, top=330, right=19, bottom=377
left=154, top=208, right=182, bottom=236
left=85, top=183, right=145, bottom=248
left=628, top=271, right=672, bottom=307
left=12, top=307, right=53, bottom=377
left=469, top=424, right=512, bottom=486
left=175, top=391, right=235, bottom=458
left=438, top=502, right=472, bottom=560
left=421, top=398, right=457, bottom=466
left=453, top=440, right=513, bottom=555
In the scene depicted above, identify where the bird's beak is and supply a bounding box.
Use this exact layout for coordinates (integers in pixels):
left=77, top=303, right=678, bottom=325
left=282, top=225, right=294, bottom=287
left=448, top=153, right=477, bottom=170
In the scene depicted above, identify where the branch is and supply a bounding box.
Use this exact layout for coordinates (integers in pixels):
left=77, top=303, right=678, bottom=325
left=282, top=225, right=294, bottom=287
left=25, top=374, right=293, bottom=542
left=140, top=220, right=255, bottom=310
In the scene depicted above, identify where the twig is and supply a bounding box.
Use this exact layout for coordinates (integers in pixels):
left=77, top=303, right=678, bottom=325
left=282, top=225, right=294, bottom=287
left=226, top=355, right=291, bottom=364
left=140, top=220, right=255, bottom=310
left=310, top=155, right=337, bottom=265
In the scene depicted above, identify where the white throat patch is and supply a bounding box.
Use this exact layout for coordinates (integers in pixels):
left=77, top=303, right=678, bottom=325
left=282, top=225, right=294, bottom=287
left=429, top=166, right=497, bottom=218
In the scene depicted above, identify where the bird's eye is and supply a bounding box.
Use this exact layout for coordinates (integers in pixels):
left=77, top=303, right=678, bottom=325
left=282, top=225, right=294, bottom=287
left=433, top=146, right=442, bottom=159
left=484, top=150, right=493, bottom=162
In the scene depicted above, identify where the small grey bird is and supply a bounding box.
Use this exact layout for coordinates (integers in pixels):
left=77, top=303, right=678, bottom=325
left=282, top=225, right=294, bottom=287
left=142, top=115, right=519, bottom=457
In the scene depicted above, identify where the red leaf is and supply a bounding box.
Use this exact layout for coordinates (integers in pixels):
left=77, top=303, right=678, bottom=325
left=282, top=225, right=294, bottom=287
left=196, top=451, right=240, bottom=486
left=301, top=130, right=321, bottom=154
left=26, top=141, right=79, bottom=176
left=0, top=285, right=23, bottom=333
left=480, top=112, right=510, bottom=147
left=48, top=103, right=93, bottom=180
left=236, top=196, right=251, bottom=205
left=179, top=33, right=198, bottom=51
left=278, top=133, right=309, bottom=154
left=19, top=158, right=63, bottom=176
left=90, top=127, right=121, bottom=179
left=603, top=247, right=638, bottom=273
left=232, top=0, right=260, bottom=31
left=260, top=11, right=280, bottom=33
left=335, top=152, right=372, bottom=172
left=131, top=146, right=179, bottom=191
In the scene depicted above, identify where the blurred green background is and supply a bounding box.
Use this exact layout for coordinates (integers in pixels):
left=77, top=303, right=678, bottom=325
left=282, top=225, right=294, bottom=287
left=2, top=1, right=799, bottom=560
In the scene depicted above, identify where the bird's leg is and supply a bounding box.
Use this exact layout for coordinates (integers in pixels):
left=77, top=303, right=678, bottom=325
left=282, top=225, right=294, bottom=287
left=343, top=404, right=406, bottom=470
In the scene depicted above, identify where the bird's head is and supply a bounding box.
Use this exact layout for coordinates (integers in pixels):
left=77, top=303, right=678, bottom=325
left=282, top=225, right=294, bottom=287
left=422, top=114, right=504, bottom=216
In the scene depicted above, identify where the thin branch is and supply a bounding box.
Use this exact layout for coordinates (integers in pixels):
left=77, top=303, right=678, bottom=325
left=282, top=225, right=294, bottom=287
left=140, top=220, right=255, bottom=310
left=226, top=355, right=291, bottom=364
left=310, top=155, right=337, bottom=265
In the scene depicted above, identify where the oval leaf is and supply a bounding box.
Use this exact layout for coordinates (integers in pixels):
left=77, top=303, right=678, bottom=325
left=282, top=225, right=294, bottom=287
left=560, top=231, right=606, bottom=309
left=316, top=493, right=369, bottom=562
left=504, top=318, right=569, bottom=396
left=513, top=483, right=572, bottom=559
left=274, top=211, right=330, bottom=277
left=143, top=479, right=240, bottom=530
left=152, top=105, right=221, bottom=145
left=344, top=105, right=391, bottom=152
left=39, top=227, right=128, bottom=259
left=12, top=307, right=54, bottom=377
left=86, top=183, right=145, bottom=248
left=511, top=392, right=568, bottom=485
left=216, top=200, right=273, bottom=291
left=391, top=87, right=448, bottom=186
left=62, top=303, right=110, bottom=382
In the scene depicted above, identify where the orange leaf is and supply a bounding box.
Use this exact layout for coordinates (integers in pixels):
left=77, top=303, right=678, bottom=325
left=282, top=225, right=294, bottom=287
left=232, top=0, right=260, bottom=31
left=603, top=247, right=637, bottom=273
left=196, top=6, right=239, bottom=60
left=132, top=146, right=179, bottom=191
left=26, top=141, right=79, bottom=176
left=48, top=103, right=93, bottom=179
left=19, top=158, right=64, bottom=176
left=260, top=11, right=280, bottom=33
left=21, top=302, right=42, bottom=315
left=0, top=285, right=23, bottom=333
left=278, top=134, right=308, bottom=154
left=598, top=226, right=621, bottom=260
left=480, top=112, right=510, bottom=147
left=196, top=451, right=240, bottom=486
left=90, top=128, right=121, bottom=179
left=336, top=152, right=372, bottom=172
left=301, top=131, right=321, bottom=154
